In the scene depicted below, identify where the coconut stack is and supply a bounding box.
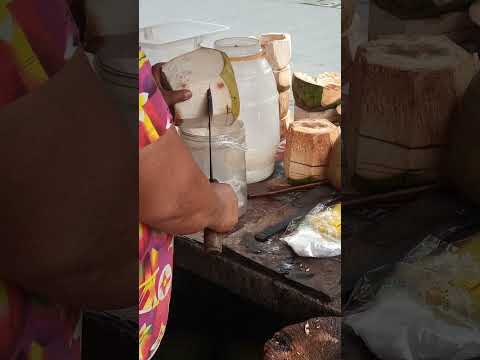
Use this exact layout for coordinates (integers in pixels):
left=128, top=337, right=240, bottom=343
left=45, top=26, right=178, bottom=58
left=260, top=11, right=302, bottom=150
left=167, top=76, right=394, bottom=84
left=448, top=71, right=480, bottom=205
left=284, top=119, right=340, bottom=185
left=342, top=0, right=362, bottom=83
left=350, top=35, right=479, bottom=192
left=369, top=0, right=480, bottom=45
left=260, top=33, right=293, bottom=138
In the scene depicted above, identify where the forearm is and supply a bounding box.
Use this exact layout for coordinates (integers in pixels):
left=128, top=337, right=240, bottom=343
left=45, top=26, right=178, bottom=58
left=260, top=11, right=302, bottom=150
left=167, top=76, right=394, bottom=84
left=0, top=50, right=137, bottom=308
left=139, top=126, right=222, bottom=234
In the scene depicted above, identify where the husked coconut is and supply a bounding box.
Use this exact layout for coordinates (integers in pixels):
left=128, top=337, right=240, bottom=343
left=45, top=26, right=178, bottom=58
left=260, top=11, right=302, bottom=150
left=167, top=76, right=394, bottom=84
left=293, top=72, right=341, bottom=111
left=328, top=134, right=342, bottom=191
left=470, top=0, right=480, bottom=26
left=279, top=90, right=290, bottom=118
left=284, top=119, right=340, bottom=184
left=448, top=72, right=480, bottom=205
left=162, top=47, right=240, bottom=125
left=260, top=33, right=292, bottom=71
left=351, top=35, right=479, bottom=190
left=273, top=65, right=292, bottom=92
left=280, top=110, right=294, bottom=140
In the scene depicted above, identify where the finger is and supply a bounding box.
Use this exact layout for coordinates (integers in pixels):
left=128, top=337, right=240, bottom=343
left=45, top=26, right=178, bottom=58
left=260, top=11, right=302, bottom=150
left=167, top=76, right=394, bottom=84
left=164, top=89, right=192, bottom=107
left=151, top=63, right=165, bottom=88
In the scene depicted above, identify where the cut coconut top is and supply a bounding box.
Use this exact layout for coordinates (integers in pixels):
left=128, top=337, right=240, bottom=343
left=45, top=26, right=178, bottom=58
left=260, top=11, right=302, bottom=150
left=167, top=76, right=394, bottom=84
left=291, top=119, right=337, bottom=135
left=162, top=47, right=240, bottom=121
left=360, top=35, right=470, bottom=71
left=293, top=72, right=341, bottom=87
left=259, top=33, right=290, bottom=45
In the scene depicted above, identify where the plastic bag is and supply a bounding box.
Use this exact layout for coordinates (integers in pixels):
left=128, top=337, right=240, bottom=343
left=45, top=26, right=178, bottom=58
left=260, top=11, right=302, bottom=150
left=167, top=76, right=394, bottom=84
left=281, top=202, right=341, bottom=258
left=344, top=226, right=480, bottom=360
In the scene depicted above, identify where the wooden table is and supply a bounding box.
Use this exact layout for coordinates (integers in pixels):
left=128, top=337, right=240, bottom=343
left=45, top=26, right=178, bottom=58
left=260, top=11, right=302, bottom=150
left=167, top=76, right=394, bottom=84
left=174, top=162, right=341, bottom=322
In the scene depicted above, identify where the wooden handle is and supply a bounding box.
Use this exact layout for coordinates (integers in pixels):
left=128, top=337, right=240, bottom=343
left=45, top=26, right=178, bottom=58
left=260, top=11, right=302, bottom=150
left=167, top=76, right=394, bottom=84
left=204, top=228, right=223, bottom=255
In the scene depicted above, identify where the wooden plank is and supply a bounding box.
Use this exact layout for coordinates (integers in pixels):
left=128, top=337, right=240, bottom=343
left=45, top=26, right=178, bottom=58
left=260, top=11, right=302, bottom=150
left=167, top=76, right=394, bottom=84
left=177, top=161, right=341, bottom=316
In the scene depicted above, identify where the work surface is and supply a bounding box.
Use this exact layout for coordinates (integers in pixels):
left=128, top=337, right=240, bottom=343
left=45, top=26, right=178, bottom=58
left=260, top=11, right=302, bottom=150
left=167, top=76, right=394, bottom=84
left=175, top=162, right=341, bottom=321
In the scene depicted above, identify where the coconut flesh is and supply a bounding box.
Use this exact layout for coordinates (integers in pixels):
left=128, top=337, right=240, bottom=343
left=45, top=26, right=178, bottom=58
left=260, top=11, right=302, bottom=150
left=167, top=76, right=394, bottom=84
left=162, top=47, right=240, bottom=128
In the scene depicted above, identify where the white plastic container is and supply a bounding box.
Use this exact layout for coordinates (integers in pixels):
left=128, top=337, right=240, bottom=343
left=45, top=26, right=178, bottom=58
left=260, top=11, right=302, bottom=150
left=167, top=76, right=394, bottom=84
left=215, top=37, right=280, bottom=183
left=139, top=20, right=229, bottom=64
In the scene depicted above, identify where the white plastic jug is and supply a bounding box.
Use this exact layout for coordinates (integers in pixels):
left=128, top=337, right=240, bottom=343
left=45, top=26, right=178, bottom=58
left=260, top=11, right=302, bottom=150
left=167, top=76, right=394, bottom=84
left=215, top=37, right=280, bottom=184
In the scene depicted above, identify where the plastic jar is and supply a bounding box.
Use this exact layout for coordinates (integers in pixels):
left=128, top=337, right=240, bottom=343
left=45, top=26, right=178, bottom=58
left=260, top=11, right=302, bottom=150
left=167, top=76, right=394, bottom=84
left=180, top=120, right=248, bottom=216
left=215, top=37, right=280, bottom=184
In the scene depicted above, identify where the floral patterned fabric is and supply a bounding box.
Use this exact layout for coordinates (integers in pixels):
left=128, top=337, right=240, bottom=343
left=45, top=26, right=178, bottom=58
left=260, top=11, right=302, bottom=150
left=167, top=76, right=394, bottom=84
left=138, top=49, right=174, bottom=360
left=0, top=0, right=82, bottom=359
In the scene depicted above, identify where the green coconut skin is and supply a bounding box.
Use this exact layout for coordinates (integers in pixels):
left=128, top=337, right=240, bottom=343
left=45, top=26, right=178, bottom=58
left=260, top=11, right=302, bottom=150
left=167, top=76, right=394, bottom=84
left=292, top=74, right=340, bottom=112
left=220, top=52, right=240, bottom=120
left=448, top=72, right=480, bottom=205
left=373, top=0, right=474, bottom=19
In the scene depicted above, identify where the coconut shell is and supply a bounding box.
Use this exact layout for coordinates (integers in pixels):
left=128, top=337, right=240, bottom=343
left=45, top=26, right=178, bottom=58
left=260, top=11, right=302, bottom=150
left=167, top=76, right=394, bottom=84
left=292, top=72, right=341, bottom=111
left=284, top=119, right=340, bottom=184
left=372, top=0, right=474, bottom=20
left=162, top=48, right=240, bottom=123
left=448, top=72, right=480, bottom=205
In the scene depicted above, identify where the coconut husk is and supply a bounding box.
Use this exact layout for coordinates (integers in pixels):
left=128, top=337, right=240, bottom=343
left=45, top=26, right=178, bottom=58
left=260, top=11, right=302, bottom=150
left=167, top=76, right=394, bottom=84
left=284, top=119, right=340, bottom=184
left=369, top=2, right=480, bottom=44
left=350, top=35, right=479, bottom=191
left=292, top=72, right=341, bottom=111
left=273, top=65, right=292, bottom=92
left=279, top=90, right=290, bottom=119
left=260, top=33, right=292, bottom=71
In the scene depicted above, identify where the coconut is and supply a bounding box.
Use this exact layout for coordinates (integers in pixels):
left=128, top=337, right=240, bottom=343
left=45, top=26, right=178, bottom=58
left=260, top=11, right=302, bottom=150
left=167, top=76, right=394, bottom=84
left=284, top=119, right=340, bottom=184
left=260, top=33, right=292, bottom=71
left=279, top=90, right=290, bottom=119
left=273, top=65, right=292, bottom=92
left=448, top=72, right=480, bottom=205
left=351, top=35, right=479, bottom=191
left=280, top=110, right=294, bottom=140
left=328, top=134, right=342, bottom=191
left=162, top=47, right=240, bottom=126
left=292, top=72, right=341, bottom=111
left=294, top=106, right=340, bottom=125
left=369, top=2, right=479, bottom=44
left=372, top=0, right=474, bottom=20
left=470, top=0, right=480, bottom=26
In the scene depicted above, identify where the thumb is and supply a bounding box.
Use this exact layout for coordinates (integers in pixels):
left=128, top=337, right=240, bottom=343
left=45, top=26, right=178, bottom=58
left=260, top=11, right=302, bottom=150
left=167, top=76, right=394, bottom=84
left=164, top=89, right=192, bottom=106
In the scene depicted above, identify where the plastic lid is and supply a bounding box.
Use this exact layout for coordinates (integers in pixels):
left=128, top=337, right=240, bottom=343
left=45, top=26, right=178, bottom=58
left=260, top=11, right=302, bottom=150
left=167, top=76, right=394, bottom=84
left=139, top=20, right=229, bottom=47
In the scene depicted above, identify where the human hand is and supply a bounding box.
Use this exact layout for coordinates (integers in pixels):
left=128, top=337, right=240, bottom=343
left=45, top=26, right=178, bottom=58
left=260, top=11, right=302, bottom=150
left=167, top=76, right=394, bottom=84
left=209, top=183, right=239, bottom=233
left=151, top=63, right=191, bottom=125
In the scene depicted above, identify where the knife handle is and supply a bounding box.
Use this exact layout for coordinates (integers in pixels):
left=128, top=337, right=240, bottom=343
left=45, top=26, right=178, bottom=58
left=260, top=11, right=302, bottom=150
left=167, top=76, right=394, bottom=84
left=204, top=228, right=223, bottom=254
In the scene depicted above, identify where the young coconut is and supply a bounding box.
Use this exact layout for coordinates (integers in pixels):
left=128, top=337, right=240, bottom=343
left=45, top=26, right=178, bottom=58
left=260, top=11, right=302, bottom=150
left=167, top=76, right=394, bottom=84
left=273, top=65, right=292, bottom=92
left=292, top=72, right=341, bottom=111
left=162, top=47, right=240, bottom=126
left=284, top=119, right=340, bottom=185
left=259, top=33, right=292, bottom=71
left=448, top=72, right=480, bottom=205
